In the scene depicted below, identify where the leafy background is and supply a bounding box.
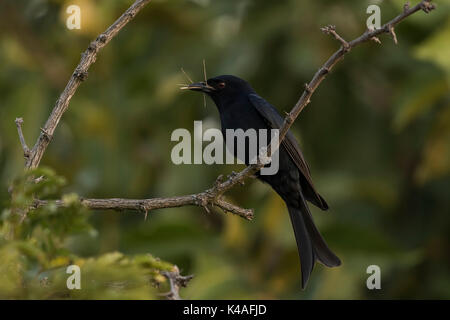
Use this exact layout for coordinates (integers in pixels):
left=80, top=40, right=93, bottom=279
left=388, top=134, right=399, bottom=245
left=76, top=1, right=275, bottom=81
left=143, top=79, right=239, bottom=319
left=0, top=0, right=449, bottom=299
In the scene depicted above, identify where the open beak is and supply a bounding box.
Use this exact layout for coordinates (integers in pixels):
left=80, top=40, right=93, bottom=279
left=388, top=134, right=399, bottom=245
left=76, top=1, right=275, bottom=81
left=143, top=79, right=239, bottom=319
left=180, top=81, right=215, bottom=93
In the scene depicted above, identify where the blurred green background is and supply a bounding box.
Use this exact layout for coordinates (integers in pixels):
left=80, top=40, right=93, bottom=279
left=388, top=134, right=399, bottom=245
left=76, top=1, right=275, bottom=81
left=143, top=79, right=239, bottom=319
left=0, top=0, right=449, bottom=299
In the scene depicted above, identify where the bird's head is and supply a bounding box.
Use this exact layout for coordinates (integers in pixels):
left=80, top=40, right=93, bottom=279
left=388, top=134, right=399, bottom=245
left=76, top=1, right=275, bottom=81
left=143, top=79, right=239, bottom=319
left=181, top=75, right=254, bottom=107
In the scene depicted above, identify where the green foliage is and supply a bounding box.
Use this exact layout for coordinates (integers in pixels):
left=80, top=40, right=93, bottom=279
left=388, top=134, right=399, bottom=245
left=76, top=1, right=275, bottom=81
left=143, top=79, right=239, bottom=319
left=0, top=168, right=175, bottom=299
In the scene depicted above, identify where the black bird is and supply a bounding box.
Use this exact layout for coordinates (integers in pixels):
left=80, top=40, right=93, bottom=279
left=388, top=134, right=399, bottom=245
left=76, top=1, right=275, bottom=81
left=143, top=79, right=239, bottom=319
left=182, top=75, right=341, bottom=288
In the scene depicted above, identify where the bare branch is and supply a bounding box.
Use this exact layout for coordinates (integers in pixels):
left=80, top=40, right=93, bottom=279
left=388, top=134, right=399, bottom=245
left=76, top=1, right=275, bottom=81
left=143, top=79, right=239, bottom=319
left=33, top=192, right=254, bottom=221
left=20, top=0, right=151, bottom=169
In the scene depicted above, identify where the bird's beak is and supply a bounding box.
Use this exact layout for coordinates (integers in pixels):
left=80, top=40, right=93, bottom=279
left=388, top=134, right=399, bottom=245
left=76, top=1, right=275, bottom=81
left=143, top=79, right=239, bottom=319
left=180, top=82, right=215, bottom=93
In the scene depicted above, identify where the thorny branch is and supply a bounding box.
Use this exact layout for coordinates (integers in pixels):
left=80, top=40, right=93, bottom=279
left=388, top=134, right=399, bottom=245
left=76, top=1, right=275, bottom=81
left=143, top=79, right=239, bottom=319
left=15, top=0, right=435, bottom=246
left=20, top=0, right=152, bottom=169
left=32, top=180, right=254, bottom=221
left=15, top=0, right=253, bottom=221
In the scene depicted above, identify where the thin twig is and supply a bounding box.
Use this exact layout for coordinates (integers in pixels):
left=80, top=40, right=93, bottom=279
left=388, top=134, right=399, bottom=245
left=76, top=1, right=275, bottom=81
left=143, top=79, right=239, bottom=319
left=15, top=118, right=30, bottom=158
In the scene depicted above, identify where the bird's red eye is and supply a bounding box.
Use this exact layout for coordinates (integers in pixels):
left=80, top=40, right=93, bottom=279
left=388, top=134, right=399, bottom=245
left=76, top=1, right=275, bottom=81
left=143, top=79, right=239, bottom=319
left=218, top=82, right=226, bottom=89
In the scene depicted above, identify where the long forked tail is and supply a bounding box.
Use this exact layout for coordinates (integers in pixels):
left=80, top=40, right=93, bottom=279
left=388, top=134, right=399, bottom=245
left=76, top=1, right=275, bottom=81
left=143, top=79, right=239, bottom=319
left=287, top=196, right=341, bottom=289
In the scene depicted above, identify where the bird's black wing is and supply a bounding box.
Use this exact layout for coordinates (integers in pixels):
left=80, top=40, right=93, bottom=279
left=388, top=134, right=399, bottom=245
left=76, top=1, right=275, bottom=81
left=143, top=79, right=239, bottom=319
left=248, top=93, right=328, bottom=210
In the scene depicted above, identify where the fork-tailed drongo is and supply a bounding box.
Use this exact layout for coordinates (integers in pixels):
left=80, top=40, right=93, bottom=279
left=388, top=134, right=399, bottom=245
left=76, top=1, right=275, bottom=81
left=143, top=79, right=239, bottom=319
left=182, top=75, right=341, bottom=289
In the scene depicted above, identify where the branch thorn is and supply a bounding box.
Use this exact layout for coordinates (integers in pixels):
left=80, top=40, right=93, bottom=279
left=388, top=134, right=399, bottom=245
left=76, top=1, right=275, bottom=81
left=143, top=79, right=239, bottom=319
left=388, top=25, right=398, bottom=44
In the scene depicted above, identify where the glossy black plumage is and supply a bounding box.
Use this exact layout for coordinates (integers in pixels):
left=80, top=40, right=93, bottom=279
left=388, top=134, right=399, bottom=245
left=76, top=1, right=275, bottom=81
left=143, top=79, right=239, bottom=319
left=184, top=75, right=341, bottom=288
